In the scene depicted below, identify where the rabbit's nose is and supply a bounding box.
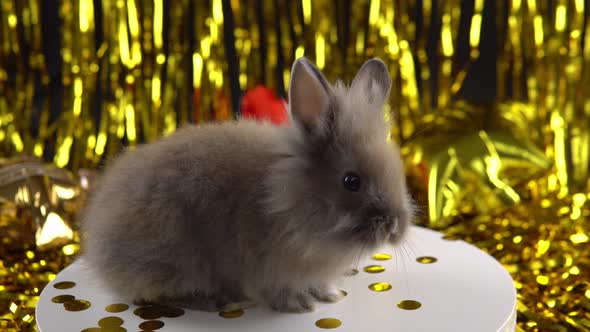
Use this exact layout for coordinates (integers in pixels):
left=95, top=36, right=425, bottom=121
left=365, top=207, right=387, bottom=222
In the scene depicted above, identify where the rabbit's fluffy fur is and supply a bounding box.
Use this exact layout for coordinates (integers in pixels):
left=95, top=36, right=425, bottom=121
left=81, top=57, right=414, bottom=313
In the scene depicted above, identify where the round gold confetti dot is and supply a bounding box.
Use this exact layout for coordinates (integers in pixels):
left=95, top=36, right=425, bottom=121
left=219, top=309, right=244, bottom=318
left=340, top=290, right=347, bottom=296
left=134, top=304, right=185, bottom=319
left=51, top=294, right=75, bottom=303
left=416, top=256, right=438, bottom=264
left=99, top=327, right=126, bottom=332
left=139, top=320, right=165, bottom=330
left=368, top=282, right=392, bottom=292
left=105, top=303, right=129, bottom=313
left=98, top=316, right=124, bottom=328
left=372, top=253, right=392, bottom=260
left=315, top=318, right=342, bottom=329
left=53, top=281, right=76, bottom=289
left=133, top=306, right=162, bottom=320
left=363, top=265, right=385, bottom=273
left=64, top=299, right=91, bottom=311
left=397, top=300, right=422, bottom=310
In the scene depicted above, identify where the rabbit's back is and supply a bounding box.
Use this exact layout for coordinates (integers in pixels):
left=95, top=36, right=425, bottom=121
left=81, top=120, right=283, bottom=302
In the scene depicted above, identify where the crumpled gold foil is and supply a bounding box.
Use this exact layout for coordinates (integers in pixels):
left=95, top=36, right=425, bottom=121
left=0, top=157, right=91, bottom=331
left=0, top=157, right=85, bottom=251
left=402, top=102, right=552, bottom=227
left=404, top=130, right=550, bottom=228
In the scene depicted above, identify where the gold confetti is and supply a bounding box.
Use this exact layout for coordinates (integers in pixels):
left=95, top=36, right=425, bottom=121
left=315, top=318, right=342, bottom=329
left=105, top=303, right=129, bottom=313
left=51, top=295, right=75, bottom=303
left=63, top=299, right=91, bottom=311
left=98, top=316, right=124, bottom=328
left=368, top=282, right=392, bottom=292
left=133, top=304, right=185, bottom=320
left=441, top=234, right=460, bottom=241
left=363, top=265, right=385, bottom=273
left=133, top=306, right=162, bottom=320
left=570, top=232, right=589, bottom=244
left=536, top=275, right=549, bottom=285
left=372, top=253, right=392, bottom=261
left=62, top=244, right=80, bottom=256
left=397, top=300, right=422, bottom=310
left=138, top=320, right=164, bottom=330
left=53, top=281, right=76, bottom=289
left=416, top=256, right=438, bottom=264
left=219, top=309, right=244, bottom=318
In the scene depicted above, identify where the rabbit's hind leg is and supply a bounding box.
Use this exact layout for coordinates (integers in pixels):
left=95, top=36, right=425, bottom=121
left=165, top=292, right=221, bottom=312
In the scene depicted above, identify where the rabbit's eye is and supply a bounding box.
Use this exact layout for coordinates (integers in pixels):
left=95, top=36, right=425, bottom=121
left=343, top=172, right=361, bottom=192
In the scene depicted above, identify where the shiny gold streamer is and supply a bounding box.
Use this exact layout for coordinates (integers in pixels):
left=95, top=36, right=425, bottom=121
left=0, top=1, right=589, bottom=331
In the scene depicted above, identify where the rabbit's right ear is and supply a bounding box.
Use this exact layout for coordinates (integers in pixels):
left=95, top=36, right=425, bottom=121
left=288, top=57, right=333, bottom=134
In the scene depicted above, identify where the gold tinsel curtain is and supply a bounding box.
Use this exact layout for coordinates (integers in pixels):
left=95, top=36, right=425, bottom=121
left=1, top=0, right=589, bottom=331
left=2, top=0, right=504, bottom=169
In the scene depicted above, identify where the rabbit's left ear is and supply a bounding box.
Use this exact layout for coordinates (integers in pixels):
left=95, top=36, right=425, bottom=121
left=288, top=57, right=333, bottom=133
left=351, top=58, right=392, bottom=106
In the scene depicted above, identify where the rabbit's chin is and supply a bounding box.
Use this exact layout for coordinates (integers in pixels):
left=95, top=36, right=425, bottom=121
left=338, top=217, right=408, bottom=253
left=339, top=224, right=394, bottom=252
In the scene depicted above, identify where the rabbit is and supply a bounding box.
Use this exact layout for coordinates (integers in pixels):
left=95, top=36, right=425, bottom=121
left=80, top=57, right=415, bottom=313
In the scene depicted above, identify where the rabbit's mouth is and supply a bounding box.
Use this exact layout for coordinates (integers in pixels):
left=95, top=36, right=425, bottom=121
left=347, top=211, right=397, bottom=246
left=388, top=219, right=406, bottom=244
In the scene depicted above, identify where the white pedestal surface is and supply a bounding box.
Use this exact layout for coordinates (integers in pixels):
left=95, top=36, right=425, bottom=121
left=36, top=226, right=517, bottom=332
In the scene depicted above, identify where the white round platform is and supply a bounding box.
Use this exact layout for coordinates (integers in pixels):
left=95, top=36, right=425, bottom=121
left=36, top=226, right=516, bottom=332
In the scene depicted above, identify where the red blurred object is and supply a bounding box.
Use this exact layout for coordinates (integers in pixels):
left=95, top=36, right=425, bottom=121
left=240, top=86, right=289, bottom=125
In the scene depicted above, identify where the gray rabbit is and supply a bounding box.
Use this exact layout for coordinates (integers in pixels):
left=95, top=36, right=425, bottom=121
left=80, top=57, right=414, bottom=313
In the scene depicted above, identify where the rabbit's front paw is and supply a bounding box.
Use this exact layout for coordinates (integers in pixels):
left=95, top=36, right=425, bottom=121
left=309, top=285, right=345, bottom=303
left=343, top=268, right=359, bottom=276
left=268, top=289, right=315, bottom=313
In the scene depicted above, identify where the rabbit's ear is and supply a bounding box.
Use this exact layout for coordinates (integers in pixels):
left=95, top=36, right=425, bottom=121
left=288, top=57, right=333, bottom=132
left=351, top=58, right=392, bottom=106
